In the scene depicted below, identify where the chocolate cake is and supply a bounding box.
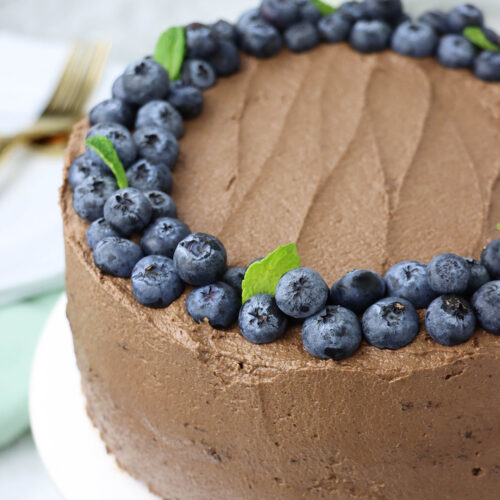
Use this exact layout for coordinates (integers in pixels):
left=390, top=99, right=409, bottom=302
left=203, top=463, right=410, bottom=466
left=61, top=2, right=500, bottom=498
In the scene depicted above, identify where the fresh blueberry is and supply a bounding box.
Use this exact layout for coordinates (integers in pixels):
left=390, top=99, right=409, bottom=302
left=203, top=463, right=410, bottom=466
left=185, top=23, right=218, bottom=59
left=472, top=281, right=500, bottom=335
left=298, top=2, right=322, bottom=24
left=484, top=27, right=500, bottom=46
left=427, top=253, right=471, bottom=295
left=446, top=4, right=483, bottom=34
left=437, top=34, right=476, bottom=68
left=330, top=269, right=386, bottom=314
left=302, top=305, right=362, bottom=360
left=93, top=237, right=143, bottom=278
left=318, top=13, right=353, bottom=43
left=418, top=10, right=450, bottom=35
left=425, top=295, right=476, bottom=346
left=240, top=19, right=283, bottom=58
left=68, top=154, right=110, bottom=190
left=126, top=159, right=172, bottom=193
left=364, top=0, right=403, bottom=24
left=131, top=255, right=184, bottom=308
left=284, top=21, right=319, bottom=52
left=465, top=258, right=491, bottom=296
left=384, top=261, right=436, bottom=309
left=89, top=99, right=134, bottom=129
left=133, top=126, right=179, bottom=169
left=349, top=19, right=392, bottom=53
left=86, top=122, right=137, bottom=168
left=275, top=267, right=328, bottom=319
left=236, top=8, right=262, bottom=37
left=391, top=21, right=438, bottom=58
left=173, top=232, right=227, bottom=286
left=362, top=297, right=419, bottom=349
left=103, top=187, right=152, bottom=236
left=145, top=190, right=177, bottom=219
left=186, top=282, right=240, bottom=328
left=207, top=41, right=241, bottom=77
left=167, top=81, right=204, bottom=119
left=141, top=217, right=191, bottom=258
left=112, top=75, right=128, bottom=101
left=86, top=217, right=120, bottom=250
left=120, top=57, right=169, bottom=106
left=259, top=0, right=301, bottom=31
left=181, top=59, right=217, bottom=90
left=238, top=293, right=288, bottom=344
left=474, top=51, right=500, bottom=82
left=135, top=100, right=183, bottom=139
left=73, top=175, right=117, bottom=222
left=211, top=20, right=238, bottom=43
left=337, top=1, right=369, bottom=23
left=222, top=267, right=246, bottom=296
left=480, top=239, right=500, bottom=279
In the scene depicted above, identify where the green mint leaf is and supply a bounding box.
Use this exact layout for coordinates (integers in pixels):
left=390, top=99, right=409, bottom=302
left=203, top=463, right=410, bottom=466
left=241, top=243, right=301, bottom=303
left=497, top=223, right=500, bottom=231
left=463, top=26, right=500, bottom=52
left=309, top=0, right=337, bottom=16
left=154, top=26, right=186, bottom=80
left=85, top=136, right=128, bottom=189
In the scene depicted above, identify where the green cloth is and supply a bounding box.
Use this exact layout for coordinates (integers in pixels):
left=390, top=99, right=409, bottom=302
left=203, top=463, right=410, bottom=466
left=0, top=290, right=63, bottom=449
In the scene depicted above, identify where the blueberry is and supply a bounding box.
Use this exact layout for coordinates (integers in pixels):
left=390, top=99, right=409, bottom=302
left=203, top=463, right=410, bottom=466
left=349, top=19, right=392, bottom=53
left=302, top=305, right=362, bottom=360
left=427, top=253, right=471, bottom=295
left=68, top=154, right=110, bottom=190
left=173, top=232, right=227, bottom=286
left=89, top=99, right=135, bottom=128
left=211, top=20, right=238, bottom=43
left=86, top=122, right=137, bottom=168
left=120, top=57, right=169, bottom=106
left=418, top=10, right=449, bottom=35
left=103, top=187, right=152, bottom=236
left=133, top=126, right=179, bottom=169
left=126, top=159, right=172, bottom=193
left=240, top=20, right=283, bottom=58
left=298, top=2, right=322, bottom=24
left=275, top=267, right=328, bottom=319
left=284, top=21, right=319, bottom=52
left=131, top=255, right=184, bottom=308
left=141, top=217, right=191, bottom=258
left=259, top=0, right=301, bottom=31
left=73, top=175, right=117, bottom=222
left=337, top=1, right=369, bottom=23
left=484, top=27, right=500, bottom=46
left=207, top=41, right=241, bottom=77
left=384, top=260, right=436, bottom=309
left=93, top=237, right=143, bottom=278
left=186, top=282, right=240, bottom=328
left=185, top=23, right=218, bottom=59
left=465, top=258, right=491, bottom=296
left=437, top=34, right=476, bottom=69
left=364, top=0, right=402, bottom=24
left=238, top=293, right=288, bottom=344
left=222, top=267, right=246, bottom=296
left=362, top=297, right=419, bottom=349
left=425, top=295, right=476, bottom=346
left=474, top=51, right=500, bottom=82
left=391, top=21, right=438, bottom=58
left=330, top=269, right=386, bottom=314
left=480, top=239, right=500, bottom=279
left=472, top=281, right=500, bottom=334
left=446, top=4, right=483, bottom=34
left=181, top=59, right=217, bottom=90
left=167, top=81, right=204, bottom=119
left=145, top=190, right=177, bottom=219
left=135, top=100, right=183, bottom=139
left=236, top=8, right=262, bottom=37
left=318, top=13, right=353, bottom=43
left=112, top=75, right=128, bottom=101
left=86, top=218, right=120, bottom=250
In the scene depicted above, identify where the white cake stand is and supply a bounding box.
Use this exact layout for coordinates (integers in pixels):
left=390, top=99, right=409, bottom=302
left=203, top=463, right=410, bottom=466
left=29, top=294, right=160, bottom=500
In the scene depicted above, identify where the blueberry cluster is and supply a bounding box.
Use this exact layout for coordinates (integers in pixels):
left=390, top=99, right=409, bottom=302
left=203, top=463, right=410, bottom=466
left=70, top=0, right=500, bottom=361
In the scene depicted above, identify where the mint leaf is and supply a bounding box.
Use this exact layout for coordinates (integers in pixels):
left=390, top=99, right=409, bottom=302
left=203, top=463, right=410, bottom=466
left=309, top=0, right=337, bottom=16
left=497, top=223, right=500, bottom=231
left=154, top=26, right=186, bottom=80
left=463, top=26, right=500, bottom=52
left=241, top=243, right=301, bottom=303
left=85, top=136, right=128, bottom=189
